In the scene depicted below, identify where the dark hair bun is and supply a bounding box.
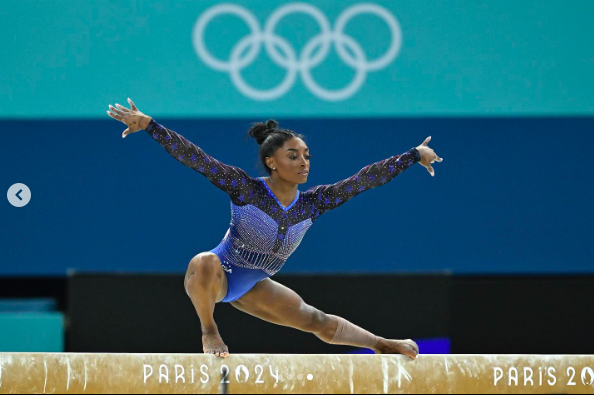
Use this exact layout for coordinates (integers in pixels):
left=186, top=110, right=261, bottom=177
left=247, top=119, right=279, bottom=145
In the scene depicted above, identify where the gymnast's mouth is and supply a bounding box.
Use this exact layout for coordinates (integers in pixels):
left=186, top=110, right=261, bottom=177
left=298, top=171, right=309, bottom=175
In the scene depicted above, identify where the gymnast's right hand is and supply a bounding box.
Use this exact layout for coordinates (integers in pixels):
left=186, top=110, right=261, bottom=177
left=107, top=98, right=152, bottom=138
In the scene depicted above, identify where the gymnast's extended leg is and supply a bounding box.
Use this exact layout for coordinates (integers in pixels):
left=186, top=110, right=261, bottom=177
left=184, top=252, right=230, bottom=358
left=231, top=278, right=419, bottom=359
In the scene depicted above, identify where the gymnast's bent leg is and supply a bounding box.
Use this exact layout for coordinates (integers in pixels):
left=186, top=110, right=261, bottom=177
left=230, top=278, right=419, bottom=359
left=184, top=252, right=229, bottom=358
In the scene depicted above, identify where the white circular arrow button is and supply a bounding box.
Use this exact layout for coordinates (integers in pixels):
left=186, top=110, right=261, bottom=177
left=7, top=183, right=31, bottom=207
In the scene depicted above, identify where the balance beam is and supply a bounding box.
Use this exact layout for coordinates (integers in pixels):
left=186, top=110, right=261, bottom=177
left=0, top=354, right=593, bottom=394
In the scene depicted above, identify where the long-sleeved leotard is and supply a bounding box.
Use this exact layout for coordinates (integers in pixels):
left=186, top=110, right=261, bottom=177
left=145, top=119, right=421, bottom=302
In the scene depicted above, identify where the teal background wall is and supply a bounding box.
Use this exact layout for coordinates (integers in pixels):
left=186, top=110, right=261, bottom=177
left=0, top=313, right=64, bottom=352
left=1, top=0, right=592, bottom=118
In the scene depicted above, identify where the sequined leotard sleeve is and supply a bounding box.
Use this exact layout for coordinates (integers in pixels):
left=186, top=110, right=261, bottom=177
left=144, top=119, right=258, bottom=205
left=304, top=148, right=421, bottom=220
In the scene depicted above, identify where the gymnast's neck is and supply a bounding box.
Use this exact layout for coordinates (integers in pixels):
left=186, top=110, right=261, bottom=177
left=265, top=175, right=299, bottom=202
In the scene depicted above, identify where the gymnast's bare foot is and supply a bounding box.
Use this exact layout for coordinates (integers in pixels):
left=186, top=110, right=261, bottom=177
left=374, top=338, right=419, bottom=360
left=202, top=333, right=229, bottom=358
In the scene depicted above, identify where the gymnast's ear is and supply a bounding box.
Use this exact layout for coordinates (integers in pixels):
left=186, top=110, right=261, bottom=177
left=265, top=157, right=276, bottom=171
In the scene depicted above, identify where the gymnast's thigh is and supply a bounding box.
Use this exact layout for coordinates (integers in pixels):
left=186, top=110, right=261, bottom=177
left=230, top=278, right=320, bottom=329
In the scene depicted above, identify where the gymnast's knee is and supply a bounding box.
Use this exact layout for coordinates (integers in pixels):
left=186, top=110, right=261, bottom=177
left=185, top=253, right=222, bottom=294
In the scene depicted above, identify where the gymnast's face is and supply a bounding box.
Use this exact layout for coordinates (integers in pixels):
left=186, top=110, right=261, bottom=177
left=267, top=137, right=310, bottom=184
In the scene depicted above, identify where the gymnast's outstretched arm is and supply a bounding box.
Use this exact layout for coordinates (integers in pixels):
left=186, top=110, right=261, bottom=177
left=304, top=148, right=419, bottom=219
left=107, top=99, right=258, bottom=205
left=304, top=137, right=442, bottom=219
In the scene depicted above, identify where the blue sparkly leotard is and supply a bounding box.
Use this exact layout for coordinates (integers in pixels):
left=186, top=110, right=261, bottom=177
left=145, top=120, right=421, bottom=302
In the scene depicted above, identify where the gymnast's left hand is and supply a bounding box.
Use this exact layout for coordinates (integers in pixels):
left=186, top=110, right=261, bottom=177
left=415, top=136, right=443, bottom=177
left=106, top=98, right=152, bottom=138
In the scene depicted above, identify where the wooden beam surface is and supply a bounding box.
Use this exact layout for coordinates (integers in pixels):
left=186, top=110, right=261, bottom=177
left=0, top=354, right=593, bottom=394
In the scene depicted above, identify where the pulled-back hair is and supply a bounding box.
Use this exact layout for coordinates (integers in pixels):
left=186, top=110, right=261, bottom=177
left=245, top=119, right=305, bottom=175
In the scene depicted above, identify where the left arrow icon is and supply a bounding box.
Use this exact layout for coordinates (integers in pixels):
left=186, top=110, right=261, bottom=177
left=7, top=184, right=31, bottom=207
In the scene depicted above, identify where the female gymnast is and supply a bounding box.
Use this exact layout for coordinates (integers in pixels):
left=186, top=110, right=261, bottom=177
left=108, top=99, right=443, bottom=360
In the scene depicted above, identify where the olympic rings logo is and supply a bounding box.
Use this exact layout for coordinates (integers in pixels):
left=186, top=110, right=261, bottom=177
left=192, top=3, right=403, bottom=102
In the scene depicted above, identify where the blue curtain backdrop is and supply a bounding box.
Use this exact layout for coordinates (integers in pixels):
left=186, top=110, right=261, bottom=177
left=2, top=117, right=593, bottom=275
